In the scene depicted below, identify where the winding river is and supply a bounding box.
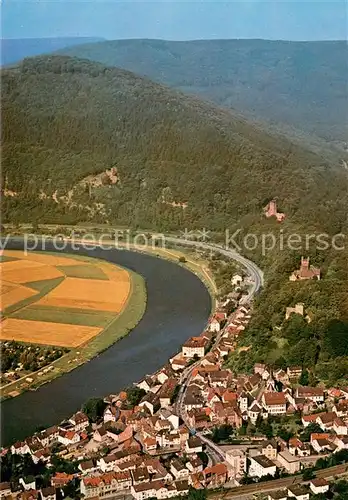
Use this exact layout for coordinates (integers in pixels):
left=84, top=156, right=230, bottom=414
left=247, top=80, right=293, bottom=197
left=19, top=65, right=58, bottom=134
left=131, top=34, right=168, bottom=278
left=1, top=242, right=211, bottom=446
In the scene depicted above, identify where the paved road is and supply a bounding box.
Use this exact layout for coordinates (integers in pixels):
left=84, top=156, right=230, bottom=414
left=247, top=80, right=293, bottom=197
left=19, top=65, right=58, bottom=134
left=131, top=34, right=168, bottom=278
left=164, top=237, right=264, bottom=299
left=170, top=237, right=264, bottom=464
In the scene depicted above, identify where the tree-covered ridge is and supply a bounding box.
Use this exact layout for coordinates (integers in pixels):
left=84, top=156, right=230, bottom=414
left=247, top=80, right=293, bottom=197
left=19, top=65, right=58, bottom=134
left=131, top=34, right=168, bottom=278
left=2, top=55, right=347, bottom=233
left=57, top=38, right=348, bottom=147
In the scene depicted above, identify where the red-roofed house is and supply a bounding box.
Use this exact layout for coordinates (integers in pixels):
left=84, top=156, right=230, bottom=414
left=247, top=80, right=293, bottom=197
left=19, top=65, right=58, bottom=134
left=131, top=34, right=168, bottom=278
left=209, top=313, right=226, bottom=333
left=295, top=386, right=324, bottom=403
left=262, top=392, right=286, bottom=415
left=333, top=418, right=348, bottom=435
left=68, top=411, right=89, bottom=431
left=57, top=430, right=80, bottom=446
left=182, top=337, right=207, bottom=358
left=310, top=478, right=329, bottom=495
left=203, top=463, right=228, bottom=487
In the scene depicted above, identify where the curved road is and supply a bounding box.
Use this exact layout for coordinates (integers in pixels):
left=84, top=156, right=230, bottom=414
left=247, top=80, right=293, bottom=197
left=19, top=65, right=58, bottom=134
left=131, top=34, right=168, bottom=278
left=165, top=237, right=264, bottom=299
left=168, top=236, right=264, bottom=463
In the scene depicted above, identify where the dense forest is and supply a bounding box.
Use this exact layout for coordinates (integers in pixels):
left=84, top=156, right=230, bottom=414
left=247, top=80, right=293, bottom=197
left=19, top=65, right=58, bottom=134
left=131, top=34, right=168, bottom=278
left=58, top=38, right=348, bottom=150
left=2, top=55, right=347, bottom=231
left=2, top=54, right=348, bottom=382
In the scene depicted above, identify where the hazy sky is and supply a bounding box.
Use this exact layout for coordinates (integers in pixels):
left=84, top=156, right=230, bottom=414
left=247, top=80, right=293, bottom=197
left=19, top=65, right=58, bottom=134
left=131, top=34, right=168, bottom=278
left=2, top=0, right=347, bottom=41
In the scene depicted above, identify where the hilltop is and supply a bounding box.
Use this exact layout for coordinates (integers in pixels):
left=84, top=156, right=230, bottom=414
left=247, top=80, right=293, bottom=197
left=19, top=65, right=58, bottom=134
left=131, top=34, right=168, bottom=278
left=1, top=37, right=105, bottom=66
left=57, top=38, right=348, bottom=151
left=2, top=55, right=347, bottom=234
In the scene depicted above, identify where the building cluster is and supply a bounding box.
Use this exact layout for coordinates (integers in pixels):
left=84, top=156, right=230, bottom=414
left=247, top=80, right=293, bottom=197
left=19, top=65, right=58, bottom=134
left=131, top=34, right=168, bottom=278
left=289, top=256, right=321, bottom=281
left=1, top=296, right=347, bottom=499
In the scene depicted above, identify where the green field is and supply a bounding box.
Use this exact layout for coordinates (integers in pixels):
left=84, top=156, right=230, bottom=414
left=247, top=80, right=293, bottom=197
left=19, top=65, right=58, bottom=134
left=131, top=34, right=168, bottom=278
left=56, top=264, right=108, bottom=280
left=11, top=304, right=116, bottom=327
left=0, top=254, right=20, bottom=262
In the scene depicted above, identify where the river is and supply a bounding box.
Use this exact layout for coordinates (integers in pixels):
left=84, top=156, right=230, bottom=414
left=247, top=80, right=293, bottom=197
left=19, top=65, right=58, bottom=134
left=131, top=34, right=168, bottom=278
left=1, top=242, right=211, bottom=446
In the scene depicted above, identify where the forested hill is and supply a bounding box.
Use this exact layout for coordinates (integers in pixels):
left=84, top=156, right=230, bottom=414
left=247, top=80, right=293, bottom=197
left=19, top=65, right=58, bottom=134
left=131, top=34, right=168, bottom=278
left=57, top=39, right=348, bottom=149
left=2, top=55, right=347, bottom=232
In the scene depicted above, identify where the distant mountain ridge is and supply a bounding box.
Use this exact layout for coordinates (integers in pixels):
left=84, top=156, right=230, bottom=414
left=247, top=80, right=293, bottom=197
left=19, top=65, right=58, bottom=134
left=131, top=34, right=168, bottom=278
left=57, top=38, right=348, bottom=150
left=1, top=37, right=105, bottom=66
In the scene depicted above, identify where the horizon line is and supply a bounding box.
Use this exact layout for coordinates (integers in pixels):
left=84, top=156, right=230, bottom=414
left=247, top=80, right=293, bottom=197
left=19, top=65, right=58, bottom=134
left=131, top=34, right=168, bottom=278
left=2, top=36, right=346, bottom=43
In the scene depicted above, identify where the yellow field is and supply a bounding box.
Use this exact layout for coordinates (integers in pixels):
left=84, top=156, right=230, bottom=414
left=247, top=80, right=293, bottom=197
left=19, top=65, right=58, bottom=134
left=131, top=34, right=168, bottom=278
left=2, top=264, right=64, bottom=284
left=1, top=285, right=38, bottom=310
left=1, top=281, right=17, bottom=295
left=2, top=250, right=82, bottom=266
left=0, top=250, right=131, bottom=347
left=0, top=318, right=102, bottom=347
left=99, top=262, right=130, bottom=283
left=37, top=277, right=130, bottom=312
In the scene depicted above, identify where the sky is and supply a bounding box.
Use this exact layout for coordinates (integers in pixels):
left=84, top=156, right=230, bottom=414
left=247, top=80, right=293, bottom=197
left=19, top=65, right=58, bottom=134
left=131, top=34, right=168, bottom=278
left=2, top=0, right=347, bottom=41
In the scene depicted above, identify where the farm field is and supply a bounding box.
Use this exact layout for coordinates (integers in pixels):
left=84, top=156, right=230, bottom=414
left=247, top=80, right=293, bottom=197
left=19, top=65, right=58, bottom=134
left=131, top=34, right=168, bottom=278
left=1, top=318, right=103, bottom=347
left=0, top=250, right=131, bottom=347
left=0, top=249, right=147, bottom=398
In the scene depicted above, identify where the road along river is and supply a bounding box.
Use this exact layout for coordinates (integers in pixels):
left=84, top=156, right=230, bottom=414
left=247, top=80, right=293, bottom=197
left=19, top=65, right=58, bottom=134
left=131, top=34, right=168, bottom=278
left=1, top=241, right=212, bottom=446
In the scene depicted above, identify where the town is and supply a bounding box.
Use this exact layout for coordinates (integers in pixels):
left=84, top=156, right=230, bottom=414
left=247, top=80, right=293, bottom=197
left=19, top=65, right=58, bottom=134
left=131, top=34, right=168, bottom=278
left=1, top=266, right=348, bottom=500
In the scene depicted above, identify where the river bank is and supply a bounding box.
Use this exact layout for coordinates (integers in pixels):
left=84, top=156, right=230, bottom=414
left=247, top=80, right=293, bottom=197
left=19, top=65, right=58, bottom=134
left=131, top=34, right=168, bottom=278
left=1, top=243, right=212, bottom=445
left=0, top=253, right=147, bottom=400
left=0, top=231, right=219, bottom=401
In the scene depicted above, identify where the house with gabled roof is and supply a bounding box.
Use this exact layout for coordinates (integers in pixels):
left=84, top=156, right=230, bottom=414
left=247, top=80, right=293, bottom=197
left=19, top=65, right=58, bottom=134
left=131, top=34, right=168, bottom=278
left=185, top=436, right=203, bottom=454
left=316, top=411, right=337, bottom=430
left=182, top=337, right=207, bottom=358
left=295, top=386, right=325, bottom=403
left=333, top=417, right=348, bottom=435
left=170, top=458, right=189, bottom=480
left=68, top=411, right=89, bottom=431
left=203, top=463, right=228, bottom=487
left=287, top=485, right=310, bottom=500
left=40, top=486, right=56, bottom=500
left=139, top=391, right=160, bottom=415
left=248, top=400, right=262, bottom=424
left=310, top=478, right=329, bottom=495
left=262, top=392, right=287, bottom=415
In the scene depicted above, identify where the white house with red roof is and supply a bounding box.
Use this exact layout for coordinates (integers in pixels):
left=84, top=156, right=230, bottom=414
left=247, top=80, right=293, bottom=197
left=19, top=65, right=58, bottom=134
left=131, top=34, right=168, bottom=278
left=262, top=392, right=287, bottom=415
left=310, top=478, right=329, bottom=495
left=182, top=337, right=207, bottom=358
left=57, top=430, right=80, bottom=446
